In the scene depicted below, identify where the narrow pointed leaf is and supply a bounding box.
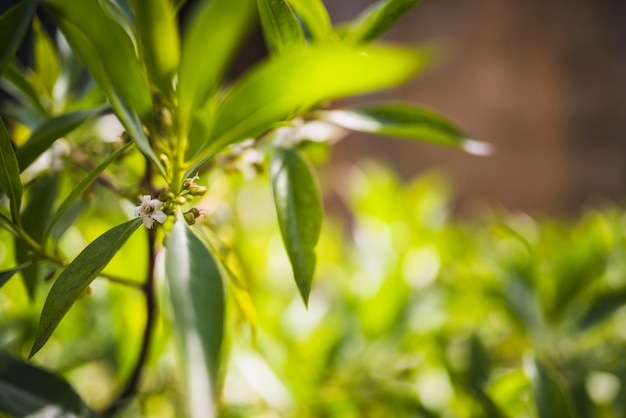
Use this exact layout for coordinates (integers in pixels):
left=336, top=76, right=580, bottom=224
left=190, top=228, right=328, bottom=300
left=271, top=148, right=322, bottom=305
left=257, top=0, right=305, bottom=55
left=0, top=117, right=23, bottom=222
left=0, top=262, right=32, bottom=289
left=136, top=0, right=180, bottom=97
left=45, top=0, right=152, bottom=117
left=30, top=218, right=142, bottom=357
left=576, top=288, right=626, bottom=330
left=320, top=103, right=491, bottom=155
left=346, top=0, right=422, bottom=44
left=0, top=0, right=37, bottom=77
left=286, top=0, right=333, bottom=42
left=205, top=45, right=430, bottom=160
left=45, top=142, right=131, bottom=241
left=33, top=18, right=62, bottom=97
left=178, top=0, right=256, bottom=138
left=0, top=350, right=99, bottom=417
left=16, top=108, right=105, bottom=172
left=1, top=63, right=48, bottom=117
left=15, top=172, right=59, bottom=299
left=528, top=358, right=579, bottom=418
left=165, top=217, right=225, bottom=417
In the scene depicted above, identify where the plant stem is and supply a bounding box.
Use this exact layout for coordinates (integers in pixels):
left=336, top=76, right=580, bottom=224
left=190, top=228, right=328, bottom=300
left=101, top=226, right=158, bottom=417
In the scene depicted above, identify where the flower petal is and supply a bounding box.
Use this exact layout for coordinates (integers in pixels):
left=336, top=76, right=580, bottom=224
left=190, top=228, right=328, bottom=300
left=143, top=217, right=155, bottom=229
left=152, top=210, right=168, bottom=224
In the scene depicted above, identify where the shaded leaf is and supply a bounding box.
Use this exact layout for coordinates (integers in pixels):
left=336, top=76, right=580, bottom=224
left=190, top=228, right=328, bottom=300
left=346, top=0, right=421, bottom=44
left=177, top=0, right=256, bottom=139
left=576, top=288, right=626, bottom=330
left=191, top=44, right=431, bottom=173
left=44, top=142, right=132, bottom=241
left=0, top=0, right=37, bottom=77
left=15, top=172, right=59, bottom=299
left=16, top=108, right=104, bottom=172
left=1, top=62, right=49, bottom=118
left=257, top=0, right=305, bottom=55
left=136, top=0, right=180, bottom=97
left=30, top=218, right=142, bottom=357
left=321, top=103, right=491, bottom=155
left=270, top=148, right=322, bottom=305
left=286, top=0, right=333, bottom=41
left=0, top=349, right=99, bottom=417
left=0, top=262, right=32, bottom=289
left=528, top=358, right=579, bottom=418
left=0, top=117, right=23, bottom=222
left=165, top=216, right=225, bottom=417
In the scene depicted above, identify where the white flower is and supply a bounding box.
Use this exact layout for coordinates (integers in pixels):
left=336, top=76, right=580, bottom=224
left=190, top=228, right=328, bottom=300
left=134, top=195, right=167, bottom=229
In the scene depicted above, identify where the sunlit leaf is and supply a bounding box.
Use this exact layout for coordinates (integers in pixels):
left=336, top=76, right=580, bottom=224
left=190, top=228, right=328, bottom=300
left=15, top=172, right=59, bottom=300
left=270, top=148, right=322, bottom=305
left=33, top=18, right=61, bottom=98
left=286, top=0, right=333, bottom=42
left=30, top=218, right=143, bottom=357
left=0, top=349, right=98, bottom=418
left=44, top=142, right=132, bottom=241
left=165, top=216, right=225, bottom=417
left=0, top=117, right=23, bottom=222
left=16, top=108, right=105, bottom=172
left=44, top=0, right=152, bottom=117
left=190, top=44, right=431, bottom=172
left=0, top=0, right=37, bottom=77
left=528, top=358, right=579, bottom=418
left=320, top=103, right=491, bottom=155
left=177, top=0, right=256, bottom=139
left=346, top=0, right=421, bottom=44
left=136, top=0, right=180, bottom=97
left=257, top=0, right=305, bottom=55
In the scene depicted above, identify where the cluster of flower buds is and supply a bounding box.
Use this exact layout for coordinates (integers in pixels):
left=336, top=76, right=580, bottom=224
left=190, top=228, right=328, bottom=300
left=183, top=208, right=203, bottom=225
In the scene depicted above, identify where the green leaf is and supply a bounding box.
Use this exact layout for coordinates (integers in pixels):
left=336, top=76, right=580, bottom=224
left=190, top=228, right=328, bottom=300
left=45, top=0, right=152, bottom=117
left=320, top=103, right=491, bottom=155
left=286, top=0, right=333, bottom=42
left=30, top=218, right=142, bottom=357
left=0, top=262, right=32, bottom=289
left=135, top=0, right=180, bottom=97
left=0, top=117, right=23, bottom=222
left=1, top=62, right=49, bottom=118
left=194, top=44, right=430, bottom=169
left=15, top=172, right=59, bottom=300
left=528, top=358, right=579, bottom=418
left=165, top=216, right=225, bottom=417
left=44, top=142, right=131, bottom=242
left=257, top=0, right=305, bottom=55
left=33, top=18, right=62, bottom=97
left=270, top=148, right=322, bottom=305
left=16, top=108, right=105, bottom=172
left=0, top=349, right=98, bottom=417
left=576, top=288, right=626, bottom=330
left=0, top=0, right=37, bottom=77
left=346, top=0, right=422, bottom=44
left=177, top=0, right=256, bottom=139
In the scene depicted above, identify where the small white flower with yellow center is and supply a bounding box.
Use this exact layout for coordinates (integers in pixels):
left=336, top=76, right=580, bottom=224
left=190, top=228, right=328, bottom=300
left=134, top=195, right=167, bottom=229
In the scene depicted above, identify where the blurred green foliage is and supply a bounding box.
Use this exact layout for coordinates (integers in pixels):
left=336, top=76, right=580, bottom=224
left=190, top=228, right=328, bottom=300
left=3, top=160, right=626, bottom=417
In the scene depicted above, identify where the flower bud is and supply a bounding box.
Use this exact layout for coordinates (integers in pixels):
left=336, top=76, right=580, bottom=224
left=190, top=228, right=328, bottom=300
left=189, top=185, right=208, bottom=196
left=183, top=211, right=196, bottom=225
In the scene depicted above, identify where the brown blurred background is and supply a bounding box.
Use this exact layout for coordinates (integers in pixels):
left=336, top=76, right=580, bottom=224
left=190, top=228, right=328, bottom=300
left=325, top=0, right=626, bottom=215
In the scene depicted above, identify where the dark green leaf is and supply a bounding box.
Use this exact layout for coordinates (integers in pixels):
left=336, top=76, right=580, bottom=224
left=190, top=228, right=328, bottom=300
left=1, top=63, right=48, bottom=118
left=165, top=216, right=225, bottom=416
left=44, top=142, right=132, bottom=241
left=576, top=288, right=626, bottom=330
left=346, top=0, right=422, bottom=44
left=15, top=172, right=59, bottom=300
left=135, top=0, right=180, bottom=97
left=0, top=262, right=32, bottom=289
left=321, top=103, right=491, bottom=154
left=257, top=0, right=305, bottom=55
left=529, top=358, right=579, bottom=418
left=270, top=148, right=322, bottom=305
left=50, top=198, right=88, bottom=242
left=286, top=0, right=333, bottom=42
left=16, top=108, right=104, bottom=172
left=44, top=0, right=152, bottom=117
left=30, top=218, right=142, bottom=357
left=177, top=0, right=256, bottom=139
left=191, top=44, right=431, bottom=172
left=0, top=117, right=23, bottom=222
left=0, top=0, right=37, bottom=77
left=0, top=349, right=98, bottom=417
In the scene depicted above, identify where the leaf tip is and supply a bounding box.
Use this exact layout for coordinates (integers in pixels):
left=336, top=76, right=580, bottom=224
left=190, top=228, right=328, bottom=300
left=462, top=139, right=492, bottom=156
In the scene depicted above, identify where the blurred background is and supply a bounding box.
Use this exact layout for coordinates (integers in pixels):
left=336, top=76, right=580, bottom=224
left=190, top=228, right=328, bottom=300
left=322, top=0, right=626, bottom=215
